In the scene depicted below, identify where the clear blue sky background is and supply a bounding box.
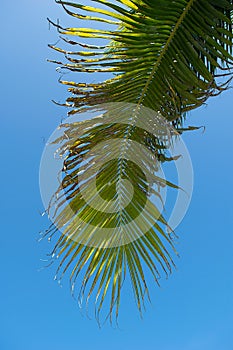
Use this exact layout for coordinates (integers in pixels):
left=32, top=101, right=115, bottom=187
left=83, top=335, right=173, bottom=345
left=1, top=1, right=233, bottom=349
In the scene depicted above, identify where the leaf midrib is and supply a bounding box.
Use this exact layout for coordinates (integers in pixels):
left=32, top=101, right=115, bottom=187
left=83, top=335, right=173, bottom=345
left=116, top=1, right=196, bottom=211
left=136, top=0, right=196, bottom=108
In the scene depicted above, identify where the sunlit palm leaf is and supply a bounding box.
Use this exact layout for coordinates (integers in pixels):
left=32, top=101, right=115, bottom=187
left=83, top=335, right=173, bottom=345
left=44, top=0, right=233, bottom=324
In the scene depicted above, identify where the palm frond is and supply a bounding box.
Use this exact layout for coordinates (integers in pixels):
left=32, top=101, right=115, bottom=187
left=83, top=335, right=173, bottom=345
left=43, top=0, right=233, bottom=324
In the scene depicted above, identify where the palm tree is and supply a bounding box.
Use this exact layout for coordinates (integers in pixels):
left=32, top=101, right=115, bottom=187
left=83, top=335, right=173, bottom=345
left=43, top=0, right=233, bottom=324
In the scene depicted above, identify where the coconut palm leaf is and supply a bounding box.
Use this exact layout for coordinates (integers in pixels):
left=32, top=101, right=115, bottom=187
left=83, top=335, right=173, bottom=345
left=44, top=0, right=233, bottom=324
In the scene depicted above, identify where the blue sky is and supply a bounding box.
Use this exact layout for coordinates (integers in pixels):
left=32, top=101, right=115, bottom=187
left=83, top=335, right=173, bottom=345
left=1, top=1, right=233, bottom=349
